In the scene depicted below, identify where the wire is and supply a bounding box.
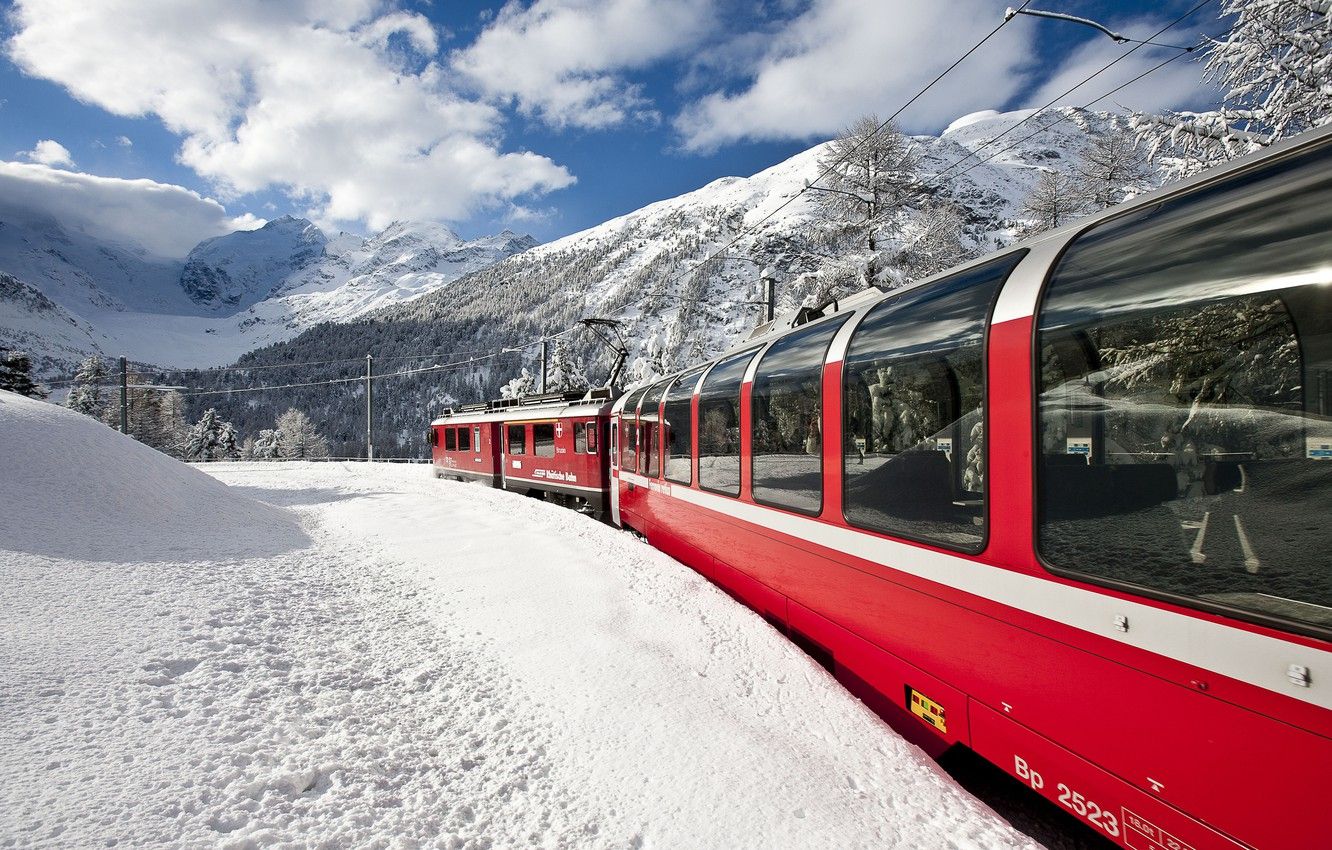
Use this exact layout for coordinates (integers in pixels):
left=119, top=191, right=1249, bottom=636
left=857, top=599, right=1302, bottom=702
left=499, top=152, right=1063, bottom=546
left=180, top=350, right=514, bottom=398
left=924, top=0, right=1218, bottom=189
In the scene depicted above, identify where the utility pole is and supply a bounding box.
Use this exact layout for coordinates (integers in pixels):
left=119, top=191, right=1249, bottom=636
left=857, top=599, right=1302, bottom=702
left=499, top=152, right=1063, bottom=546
left=762, top=273, right=776, bottom=323
left=119, top=356, right=128, bottom=434
left=365, top=353, right=373, bottom=462
left=539, top=340, right=548, bottom=394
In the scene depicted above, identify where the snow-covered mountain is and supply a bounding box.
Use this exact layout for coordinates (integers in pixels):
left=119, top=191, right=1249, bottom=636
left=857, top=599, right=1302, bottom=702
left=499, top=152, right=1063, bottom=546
left=0, top=213, right=536, bottom=372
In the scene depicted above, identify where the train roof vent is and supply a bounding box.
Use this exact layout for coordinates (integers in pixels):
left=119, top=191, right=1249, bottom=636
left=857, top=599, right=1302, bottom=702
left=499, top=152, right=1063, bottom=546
left=457, top=402, right=487, bottom=413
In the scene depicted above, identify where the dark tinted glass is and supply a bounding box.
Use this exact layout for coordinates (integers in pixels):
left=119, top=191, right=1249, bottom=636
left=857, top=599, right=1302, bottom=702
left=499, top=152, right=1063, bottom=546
left=844, top=253, right=1021, bottom=552
left=1037, top=141, right=1332, bottom=634
left=620, top=388, right=647, bottom=469
left=640, top=382, right=668, bottom=477
left=508, top=424, right=525, bottom=455
left=458, top=425, right=471, bottom=451
left=665, top=367, right=706, bottom=485
left=534, top=423, right=555, bottom=457
left=752, top=317, right=848, bottom=514
left=445, top=427, right=457, bottom=451
left=575, top=422, right=588, bottom=453
left=698, top=349, right=759, bottom=495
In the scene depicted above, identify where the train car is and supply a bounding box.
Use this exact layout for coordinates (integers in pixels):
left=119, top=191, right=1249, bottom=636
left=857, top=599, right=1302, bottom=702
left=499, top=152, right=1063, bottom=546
left=609, top=125, right=1332, bottom=850
left=431, top=389, right=614, bottom=515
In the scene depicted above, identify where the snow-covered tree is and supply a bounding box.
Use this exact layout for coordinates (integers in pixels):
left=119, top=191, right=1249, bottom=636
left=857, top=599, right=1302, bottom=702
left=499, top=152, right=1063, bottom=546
left=97, top=377, right=187, bottom=456
left=1019, top=170, right=1091, bottom=236
left=545, top=339, right=589, bottom=392
left=239, top=435, right=257, bottom=461
left=184, top=408, right=241, bottom=461
left=0, top=348, right=47, bottom=398
left=1133, top=1, right=1332, bottom=179
left=250, top=429, right=282, bottom=460
left=499, top=368, right=538, bottom=399
left=65, top=355, right=108, bottom=417
left=814, top=115, right=921, bottom=287
left=893, top=201, right=970, bottom=283
left=1075, top=130, right=1151, bottom=209
left=275, top=408, right=330, bottom=459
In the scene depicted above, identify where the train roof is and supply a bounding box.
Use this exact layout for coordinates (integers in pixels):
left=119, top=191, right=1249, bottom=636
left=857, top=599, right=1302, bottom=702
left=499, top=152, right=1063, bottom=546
left=431, top=387, right=614, bottom=426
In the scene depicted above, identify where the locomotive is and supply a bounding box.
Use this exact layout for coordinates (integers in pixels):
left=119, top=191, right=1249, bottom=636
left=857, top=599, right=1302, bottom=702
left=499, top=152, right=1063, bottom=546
left=431, top=123, right=1332, bottom=850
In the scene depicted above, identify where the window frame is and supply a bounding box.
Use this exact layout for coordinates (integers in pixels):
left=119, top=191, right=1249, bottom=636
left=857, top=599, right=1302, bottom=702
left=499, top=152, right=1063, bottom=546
left=750, top=315, right=849, bottom=516
left=1029, top=143, right=1332, bottom=642
left=586, top=420, right=598, bottom=454
left=445, top=427, right=457, bottom=451
left=841, top=251, right=1025, bottom=555
left=639, top=381, right=669, bottom=478
left=457, top=424, right=471, bottom=452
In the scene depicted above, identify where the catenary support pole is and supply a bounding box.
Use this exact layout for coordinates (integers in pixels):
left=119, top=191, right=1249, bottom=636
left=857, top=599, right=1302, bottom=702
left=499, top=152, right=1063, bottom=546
left=763, top=276, right=776, bottom=323
left=366, top=353, right=373, bottom=461
left=119, top=356, right=128, bottom=434
left=539, top=340, right=548, bottom=394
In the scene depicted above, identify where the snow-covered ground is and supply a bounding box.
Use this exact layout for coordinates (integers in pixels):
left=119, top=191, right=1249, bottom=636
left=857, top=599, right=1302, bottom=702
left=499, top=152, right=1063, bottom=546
left=1, top=391, right=1038, bottom=849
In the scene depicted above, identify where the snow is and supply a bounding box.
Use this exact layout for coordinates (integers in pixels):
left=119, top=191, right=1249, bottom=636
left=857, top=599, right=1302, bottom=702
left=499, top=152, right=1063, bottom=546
left=0, top=391, right=1038, bottom=848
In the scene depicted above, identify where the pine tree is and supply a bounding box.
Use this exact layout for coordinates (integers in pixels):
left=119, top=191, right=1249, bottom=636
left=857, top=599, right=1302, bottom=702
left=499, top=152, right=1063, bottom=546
left=0, top=348, right=48, bottom=398
left=184, top=408, right=241, bottom=461
left=275, top=408, right=331, bottom=459
left=99, top=375, right=187, bottom=456
left=545, top=339, right=589, bottom=392
left=499, top=368, right=538, bottom=399
left=1133, top=1, right=1332, bottom=178
left=815, top=115, right=921, bottom=287
left=65, top=355, right=109, bottom=416
left=251, top=429, right=282, bottom=459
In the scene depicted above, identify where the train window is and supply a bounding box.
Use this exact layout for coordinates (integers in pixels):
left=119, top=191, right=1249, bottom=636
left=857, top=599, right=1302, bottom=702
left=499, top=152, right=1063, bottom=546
left=620, top=388, right=648, bottom=471
left=843, top=253, right=1022, bottom=553
left=445, top=427, right=457, bottom=451
left=473, top=426, right=481, bottom=453
left=699, top=348, right=760, bottom=496
left=575, top=422, right=588, bottom=454
left=534, top=423, right=555, bottom=458
left=1036, top=141, right=1332, bottom=635
left=507, top=424, right=526, bottom=455
left=640, top=382, right=669, bottom=477
left=752, top=317, right=849, bottom=514
left=457, top=425, right=471, bottom=452
left=586, top=421, right=598, bottom=453
left=428, top=428, right=438, bottom=448
left=665, top=367, right=706, bottom=485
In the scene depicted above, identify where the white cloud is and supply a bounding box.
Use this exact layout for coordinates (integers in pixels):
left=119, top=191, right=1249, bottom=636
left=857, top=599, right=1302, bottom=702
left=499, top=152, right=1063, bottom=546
left=451, top=0, right=713, bottom=130
left=6, top=0, right=575, bottom=230
left=115, top=135, right=133, bottom=148
left=18, top=138, right=74, bottom=167
left=673, top=0, right=1215, bottom=152
left=0, top=161, right=261, bottom=257
left=1018, top=17, right=1218, bottom=115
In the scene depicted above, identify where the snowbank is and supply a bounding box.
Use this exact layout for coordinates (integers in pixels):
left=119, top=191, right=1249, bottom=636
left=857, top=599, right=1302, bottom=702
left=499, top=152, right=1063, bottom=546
left=0, top=390, right=306, bottom=561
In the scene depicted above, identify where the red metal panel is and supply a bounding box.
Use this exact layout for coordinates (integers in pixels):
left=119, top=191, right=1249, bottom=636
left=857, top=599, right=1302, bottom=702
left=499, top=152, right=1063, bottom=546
left=712, top=557, right=787, bottom=627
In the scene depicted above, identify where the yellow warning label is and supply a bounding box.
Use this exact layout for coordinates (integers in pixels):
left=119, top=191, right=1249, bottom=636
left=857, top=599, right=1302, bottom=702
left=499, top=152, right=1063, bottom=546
left=908, top=688, right=947, bottom=734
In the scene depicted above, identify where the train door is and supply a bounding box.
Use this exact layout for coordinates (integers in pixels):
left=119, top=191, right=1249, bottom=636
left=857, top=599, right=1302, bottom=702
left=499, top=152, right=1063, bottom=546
left=610, top=413, right=621, bottom=526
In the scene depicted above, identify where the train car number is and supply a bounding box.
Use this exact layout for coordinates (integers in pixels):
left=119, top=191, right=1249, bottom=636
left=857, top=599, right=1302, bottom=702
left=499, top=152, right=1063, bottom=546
left=1015, top=755, right=1120, bottom=838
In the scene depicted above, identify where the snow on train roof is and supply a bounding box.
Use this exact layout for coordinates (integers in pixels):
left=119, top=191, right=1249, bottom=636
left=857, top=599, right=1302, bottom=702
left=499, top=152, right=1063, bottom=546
left=432, top=390, right=613, bottom=426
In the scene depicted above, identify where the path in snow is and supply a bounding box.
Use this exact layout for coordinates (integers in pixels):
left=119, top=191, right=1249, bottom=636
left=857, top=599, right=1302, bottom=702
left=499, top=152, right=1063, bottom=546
left=1, top=392, right=1039, bottom=848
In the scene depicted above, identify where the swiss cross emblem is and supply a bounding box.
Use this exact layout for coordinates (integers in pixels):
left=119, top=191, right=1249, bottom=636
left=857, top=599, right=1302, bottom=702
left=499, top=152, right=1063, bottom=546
left=555, top=423, right=564, bottom=437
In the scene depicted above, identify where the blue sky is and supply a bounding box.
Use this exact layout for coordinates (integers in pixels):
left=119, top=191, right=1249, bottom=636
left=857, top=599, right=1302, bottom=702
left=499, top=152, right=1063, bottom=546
left=0, top=1, right=1225, bottom=253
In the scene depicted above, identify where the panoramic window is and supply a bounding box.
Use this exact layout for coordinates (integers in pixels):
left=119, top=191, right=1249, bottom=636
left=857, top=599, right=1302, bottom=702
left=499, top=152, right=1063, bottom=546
left=1036, top=142, right=1332, bottom=634
left=620, top=388, right=647, bottom=470
left=664, top=367, right=706, bottom=485
left=844, top=252, right=1022, bottom=552
left=457, top=425, right=471, bottom=452
left=752, top=317, right=848, bottom=514
left=534, top=423, right=555, bottom=458
left=507, top=424, right=525, bottom=455
left=640, top=382, right=669, bottom=477
left=698, top=349, right=760, bottom=496
left=445, top=427, right=457, bottom=451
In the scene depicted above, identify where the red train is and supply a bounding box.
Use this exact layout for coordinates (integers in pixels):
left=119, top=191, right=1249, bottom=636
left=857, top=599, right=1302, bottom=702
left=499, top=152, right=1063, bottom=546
left=434, top=125, right=1332, bottom=850
left=430, top=389, right=613, bottom=515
